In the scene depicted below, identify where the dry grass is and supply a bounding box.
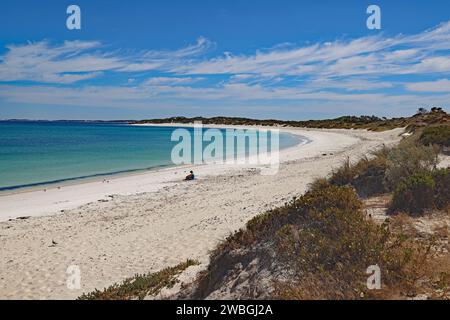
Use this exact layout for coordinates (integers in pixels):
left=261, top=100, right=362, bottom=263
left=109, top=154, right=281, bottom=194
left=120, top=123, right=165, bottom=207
left=330, top=153, right=389, bottom=198
left=389, top=214, right=418, bottom=237
left=433, top=224, right=449, bottom=239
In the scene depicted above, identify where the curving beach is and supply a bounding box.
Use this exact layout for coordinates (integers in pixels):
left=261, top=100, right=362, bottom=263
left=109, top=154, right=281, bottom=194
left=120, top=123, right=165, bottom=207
left=0, top=126, right=404, bottom=299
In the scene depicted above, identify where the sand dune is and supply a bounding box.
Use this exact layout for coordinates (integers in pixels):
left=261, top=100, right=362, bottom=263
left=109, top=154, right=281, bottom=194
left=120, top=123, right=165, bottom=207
left=0, top=126, right=403, bottom=299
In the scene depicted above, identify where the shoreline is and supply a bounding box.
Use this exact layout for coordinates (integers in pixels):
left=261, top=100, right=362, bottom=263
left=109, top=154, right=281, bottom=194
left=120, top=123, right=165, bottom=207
left=0, top=164, right=174, bottom=195
left=0, top=124, right=309, bottom=221
left=0, top=125, right=404, bottom=299
left=0, top=123, right=305, bottom=197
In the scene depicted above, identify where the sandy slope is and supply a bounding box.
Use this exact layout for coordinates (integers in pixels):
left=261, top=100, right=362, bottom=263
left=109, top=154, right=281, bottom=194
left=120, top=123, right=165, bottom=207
left=0, top=126, right=403, bottom=299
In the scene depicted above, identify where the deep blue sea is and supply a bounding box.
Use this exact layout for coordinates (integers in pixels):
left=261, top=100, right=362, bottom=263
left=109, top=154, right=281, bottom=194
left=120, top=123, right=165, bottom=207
left=0, top=121, right=302, bottom=191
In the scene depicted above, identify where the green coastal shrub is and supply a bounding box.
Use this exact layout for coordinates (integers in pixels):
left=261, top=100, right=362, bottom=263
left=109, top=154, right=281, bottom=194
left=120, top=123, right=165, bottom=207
left=329, top=158, right=354, bottom=187
left=328, top=142, right=439, bottom=197
left=352, top=158, right=388, bottom=197
left=390, top=168, right=450, bottom=215
left=308, top=178, right=330, bottom=193
left=330, top=152, right=389, bottom=198
left=432, top=168, right=450, bottom=209
left=390, top=173, right=436, bottom=215
left=419, top=125, right=450, bottom=148
left=385, top=140, right=438, bottom=190
left=213, top=184, right=362, bottom=252
left=272, top=185, right=429, bottom=299
left=194, top=184, right=429, bottom=300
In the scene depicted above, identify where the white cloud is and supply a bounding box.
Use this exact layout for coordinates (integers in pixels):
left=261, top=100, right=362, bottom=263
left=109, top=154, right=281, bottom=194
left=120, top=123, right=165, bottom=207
left=1, top=22, right=450, bottom=117
left=143, top=77, right=204, bottom=86
left=171, top=22, right=450, bottom=79
left=118, top=37, right=214, bottom=72
left=307, top=78, right=393, bottom=91
left=410, top=57, right=450, bottom=74
left=0, top=37, right=214, bottom=83
left=405, top=79, right=450, bottom=92
left=2, top=22, right=450, bottom=85
left=0, top=41, right=123, bottom=84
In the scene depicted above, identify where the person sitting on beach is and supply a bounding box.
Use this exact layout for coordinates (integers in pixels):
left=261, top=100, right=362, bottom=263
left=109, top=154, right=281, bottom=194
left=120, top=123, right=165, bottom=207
left=185, top=171, right=195, bottom=181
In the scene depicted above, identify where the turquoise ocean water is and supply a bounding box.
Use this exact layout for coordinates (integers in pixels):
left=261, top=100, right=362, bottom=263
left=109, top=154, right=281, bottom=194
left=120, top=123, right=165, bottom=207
left=0, top=121, right=304, bottom=191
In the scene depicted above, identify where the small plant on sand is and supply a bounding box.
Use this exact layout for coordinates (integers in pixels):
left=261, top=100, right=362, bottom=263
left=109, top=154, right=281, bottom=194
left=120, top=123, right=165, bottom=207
left=419, top=125, right=450, bottom=149
left=78, top=259, right=199, bottom=300
left=385, top=140, right=438, bottom=190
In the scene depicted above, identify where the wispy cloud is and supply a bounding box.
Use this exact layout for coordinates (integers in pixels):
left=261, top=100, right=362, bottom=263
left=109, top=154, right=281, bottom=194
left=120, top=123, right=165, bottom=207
left=172, top=22, right=450, bottom=79
left=118, top=37, right=214, bottom=72
left=306, top=78, right=394, bottom=91
left=2, top=22, right=450, bottom=83
left=0, top=41, right=122, bottom=83
left=1, top=22, right=450, bottom=117
left=143, top=77, right=204, bottom=86
left=405, top=79, right=450, bottom=92
left=0, top=37, right=213, bottom=84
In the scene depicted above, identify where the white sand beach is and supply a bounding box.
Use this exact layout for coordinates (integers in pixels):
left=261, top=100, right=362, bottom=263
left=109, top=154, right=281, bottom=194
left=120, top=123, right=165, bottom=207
left=0, top=125, right=404, bottom=299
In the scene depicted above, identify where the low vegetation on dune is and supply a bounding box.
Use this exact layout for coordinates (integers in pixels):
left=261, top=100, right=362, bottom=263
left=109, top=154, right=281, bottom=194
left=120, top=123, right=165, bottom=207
left=329, top=140, right=439, bottom=198
left=131, top=107, right=449, bottom=132
left=326, top=117, right=449, bottom=217
left=186, top=183, right=436, bottom=299
left=329, top=150, right=390, bottom=198
left=419, top=125, right=450, bottom=150
left=78, top=259, right=199, bottom=300
left=272, top=192, right=431, bottom=300
left=391, top=169, right=450, bottom=215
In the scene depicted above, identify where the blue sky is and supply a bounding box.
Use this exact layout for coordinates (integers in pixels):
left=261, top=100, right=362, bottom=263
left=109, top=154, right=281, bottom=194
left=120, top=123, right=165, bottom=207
left=0, top=0, right=450, bottom=120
